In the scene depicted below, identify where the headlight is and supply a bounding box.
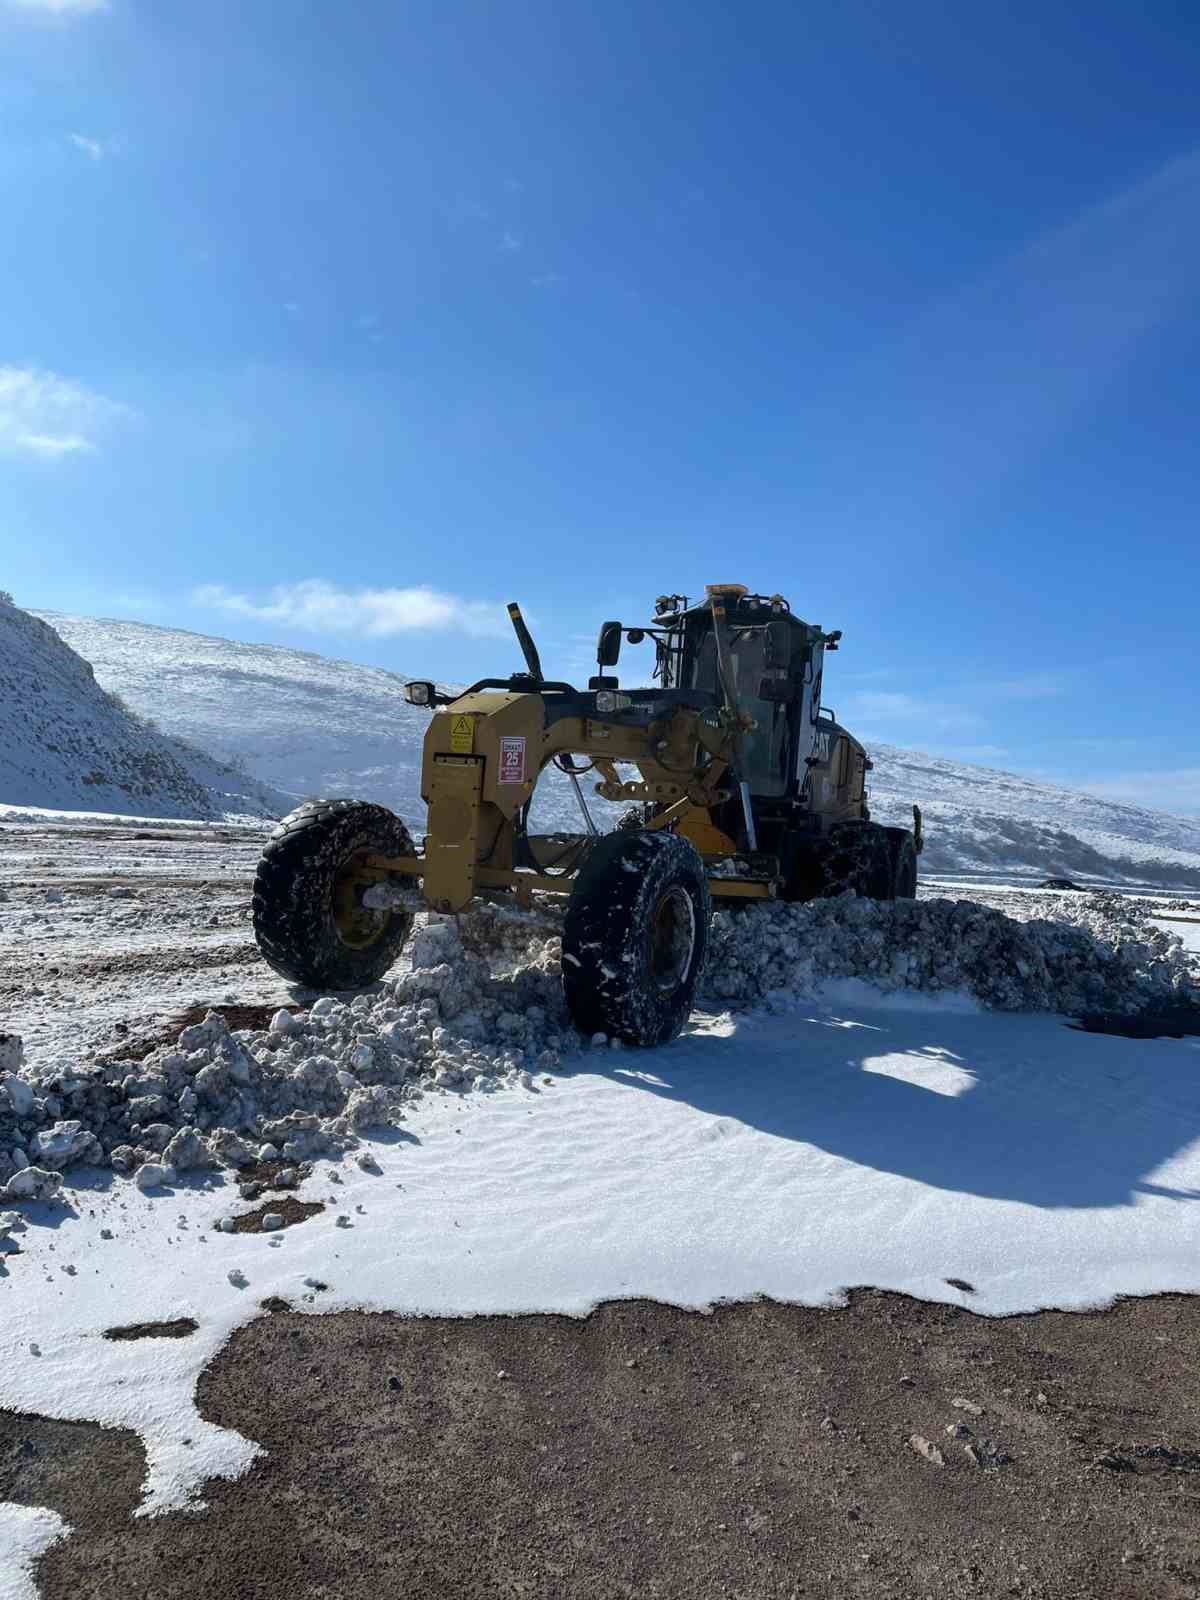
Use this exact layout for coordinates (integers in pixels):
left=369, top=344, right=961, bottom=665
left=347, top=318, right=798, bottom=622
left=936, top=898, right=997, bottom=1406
left=404, top=680, right=435, bottom=706
left=594, top=690, right=632, bottom=714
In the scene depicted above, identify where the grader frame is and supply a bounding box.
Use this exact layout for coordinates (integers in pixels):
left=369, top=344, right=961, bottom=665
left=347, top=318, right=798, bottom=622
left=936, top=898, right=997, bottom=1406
left=350, top=679, right=773, bottom=917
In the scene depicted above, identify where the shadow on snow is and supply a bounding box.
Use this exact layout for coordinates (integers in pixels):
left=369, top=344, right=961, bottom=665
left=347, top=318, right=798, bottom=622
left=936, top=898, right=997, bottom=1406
left=605, top=1001, right=1200, bottom=1211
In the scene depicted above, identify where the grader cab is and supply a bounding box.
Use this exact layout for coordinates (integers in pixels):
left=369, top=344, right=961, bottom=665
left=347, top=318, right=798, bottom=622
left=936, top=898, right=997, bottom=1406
left=252, top=584, right=921, bottom=1047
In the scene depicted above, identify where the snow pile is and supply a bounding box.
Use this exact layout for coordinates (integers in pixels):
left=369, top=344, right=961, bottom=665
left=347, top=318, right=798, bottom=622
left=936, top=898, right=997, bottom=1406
left=0, top=913, right=569, bottom=1193
left=2, top=891, right=1197, bottom=1192
left=701, top=891, right=1198, bottom=1012
left=0, top=598, right=290, bottom=821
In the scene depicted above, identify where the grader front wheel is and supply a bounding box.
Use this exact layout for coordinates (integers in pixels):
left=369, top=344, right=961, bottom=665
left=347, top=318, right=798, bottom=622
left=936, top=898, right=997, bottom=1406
left=252, top=799, right=416, bottom=989
left=561, top=830, right=711, bottom=1047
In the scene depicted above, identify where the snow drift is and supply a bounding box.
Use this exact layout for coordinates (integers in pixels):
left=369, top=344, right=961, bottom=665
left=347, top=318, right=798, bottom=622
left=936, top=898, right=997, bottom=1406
left=0, top=599, right=290, bottom=821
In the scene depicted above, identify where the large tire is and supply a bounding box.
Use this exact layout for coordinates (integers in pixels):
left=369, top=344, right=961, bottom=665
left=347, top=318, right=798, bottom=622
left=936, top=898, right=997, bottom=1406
left=562, top=830, right=710, bottom=1047
left=781, top=821, right=892, bottom=901
left=818, top=821, right=888, bottom=898
left=253, top=799, right=415, bottom=989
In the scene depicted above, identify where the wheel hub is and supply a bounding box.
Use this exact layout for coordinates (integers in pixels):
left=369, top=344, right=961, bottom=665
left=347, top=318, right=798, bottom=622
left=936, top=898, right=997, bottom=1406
left=648, top=885, right=696, bottom=992
left=332, top=850, right=392, bottom=949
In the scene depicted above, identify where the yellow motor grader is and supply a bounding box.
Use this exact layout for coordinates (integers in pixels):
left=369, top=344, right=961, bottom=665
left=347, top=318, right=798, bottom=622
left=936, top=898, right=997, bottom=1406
left=252, top=584, right=922, bottom=1046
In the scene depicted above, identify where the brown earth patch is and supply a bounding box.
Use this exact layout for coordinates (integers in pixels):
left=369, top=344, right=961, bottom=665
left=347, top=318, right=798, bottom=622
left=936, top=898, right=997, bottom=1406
left=103, top=1318, right=199, bottom=1342
left=0, top=1409, right=144, bottom=1535
left=98, top=1001, right=300, bottom=1063
left=230, top=1197, right=324, bottom=1233
left=28, top=1289, right=1200, bottom=1600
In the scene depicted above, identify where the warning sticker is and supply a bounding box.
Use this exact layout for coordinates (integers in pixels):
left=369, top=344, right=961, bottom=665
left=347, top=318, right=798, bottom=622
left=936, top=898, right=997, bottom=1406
left=498, top=735, right=527, bottom=785
left=449, top=714, right=475, bottom=754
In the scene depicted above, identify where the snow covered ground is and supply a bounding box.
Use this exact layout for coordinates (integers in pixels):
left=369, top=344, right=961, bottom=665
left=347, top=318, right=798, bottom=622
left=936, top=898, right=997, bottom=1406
left=2, top=812, right=1200, bottom=1597
left=37, top=609, right=1200, bottom=887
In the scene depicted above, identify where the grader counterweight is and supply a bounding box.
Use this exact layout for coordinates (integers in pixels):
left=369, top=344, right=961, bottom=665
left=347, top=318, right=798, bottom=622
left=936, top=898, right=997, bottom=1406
left=252, top=584, right=922, bottom=1047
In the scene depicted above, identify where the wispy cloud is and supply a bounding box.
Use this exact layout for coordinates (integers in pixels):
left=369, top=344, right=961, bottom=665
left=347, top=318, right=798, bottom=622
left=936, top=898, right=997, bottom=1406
left=1078, top=769, right=1200, bottom=818
left=976, top=670, right=1077, bottom=702
left=0, top=366, right=129, bottom=458
left=6, top=0, right=108, bottom=15
left=844, top=689, right=983, bottom=732
left=67, top=132, right=107, bottom=160
left=500, top=229, right=521, bottom=253
left=194, top=579, right=511, bottom=640
left=841, top=665, right=1079, bottom=745
left=531, top=272, right=564, bottom=289
left=813, top=148, right=1200, bottom=536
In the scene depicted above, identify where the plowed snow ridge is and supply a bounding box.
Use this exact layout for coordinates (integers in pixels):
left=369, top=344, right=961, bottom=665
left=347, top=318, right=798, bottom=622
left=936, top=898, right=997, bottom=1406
left=3, top=891, right=1196, bottom=1196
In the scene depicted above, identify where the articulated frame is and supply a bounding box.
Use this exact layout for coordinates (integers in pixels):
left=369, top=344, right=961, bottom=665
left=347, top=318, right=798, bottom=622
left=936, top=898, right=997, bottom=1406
left=357, top=689, right=773, bottom=912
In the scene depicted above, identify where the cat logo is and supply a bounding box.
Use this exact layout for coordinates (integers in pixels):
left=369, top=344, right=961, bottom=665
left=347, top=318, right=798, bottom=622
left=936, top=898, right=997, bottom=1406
left=814, top=729, right=832, bottom=763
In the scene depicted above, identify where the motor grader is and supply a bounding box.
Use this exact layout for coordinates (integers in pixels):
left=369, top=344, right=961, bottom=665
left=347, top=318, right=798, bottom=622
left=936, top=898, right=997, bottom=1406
left=252, top=584, right=922, bottom=1047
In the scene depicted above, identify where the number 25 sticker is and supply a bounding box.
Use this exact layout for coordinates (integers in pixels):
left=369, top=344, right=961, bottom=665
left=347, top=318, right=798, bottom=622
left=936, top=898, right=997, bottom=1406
left=498, top=736, right=526, bottom=784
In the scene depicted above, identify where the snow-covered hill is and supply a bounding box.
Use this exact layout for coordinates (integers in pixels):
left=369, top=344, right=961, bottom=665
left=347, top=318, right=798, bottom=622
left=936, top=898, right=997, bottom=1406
left=34, top=609, right=438, bottom=832
left=34, top=609, right=1200, bottom=887
left=0, top=600, right=289, bottom=821
left=35, top=608, right=605, bottom=835
left=867, top=746, right=1200, bottom=887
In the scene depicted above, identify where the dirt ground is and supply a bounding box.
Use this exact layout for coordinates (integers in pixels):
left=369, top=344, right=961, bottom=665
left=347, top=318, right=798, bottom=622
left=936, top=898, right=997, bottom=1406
left=5, top=1290, right=1200, bottom=1600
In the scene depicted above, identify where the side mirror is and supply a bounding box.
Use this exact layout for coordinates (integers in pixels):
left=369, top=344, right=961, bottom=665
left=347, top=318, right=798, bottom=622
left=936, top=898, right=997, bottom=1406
left=597, top=621, right=623, bottom=668
left=763, top=620, right=792, bottom=670
left=757, top=671, right=792, bottom=703
left=758, top=619, right=793, bottom=701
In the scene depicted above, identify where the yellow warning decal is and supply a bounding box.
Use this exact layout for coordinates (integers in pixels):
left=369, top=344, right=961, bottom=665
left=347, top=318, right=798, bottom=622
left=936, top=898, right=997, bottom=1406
left=448, top=714, right=475, bottom=754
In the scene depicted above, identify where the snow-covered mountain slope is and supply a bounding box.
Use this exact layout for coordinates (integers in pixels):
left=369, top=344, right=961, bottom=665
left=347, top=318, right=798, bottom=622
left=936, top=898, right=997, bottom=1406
left=867, top=745, right=1200, bottom=887
left=35, top=609, right=603, bottom=834
left=35, top=609, right=1200, bottom=887
left=0, top=601, right=289, bottom=821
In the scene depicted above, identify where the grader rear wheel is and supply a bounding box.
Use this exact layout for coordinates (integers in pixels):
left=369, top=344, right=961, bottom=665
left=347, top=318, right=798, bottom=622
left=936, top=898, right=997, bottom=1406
left=561, top=830, right=710, bottom=1047
left=252, top=799, right=415, bottom=989
left=887, top=830, right=919, bottom=899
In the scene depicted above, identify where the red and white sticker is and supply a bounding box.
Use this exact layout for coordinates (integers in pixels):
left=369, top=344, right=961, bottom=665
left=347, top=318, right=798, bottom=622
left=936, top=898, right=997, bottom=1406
left=498, top=735, right=527, bottom=785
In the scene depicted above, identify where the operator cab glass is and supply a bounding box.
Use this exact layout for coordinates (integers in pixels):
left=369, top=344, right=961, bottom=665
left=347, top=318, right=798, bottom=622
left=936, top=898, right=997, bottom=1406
left=690, top=629, right=789, bottom=797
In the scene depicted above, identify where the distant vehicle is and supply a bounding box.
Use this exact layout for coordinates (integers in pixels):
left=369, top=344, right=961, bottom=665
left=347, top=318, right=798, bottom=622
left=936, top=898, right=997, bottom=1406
left=1041, top=877, right=1084, bottom=891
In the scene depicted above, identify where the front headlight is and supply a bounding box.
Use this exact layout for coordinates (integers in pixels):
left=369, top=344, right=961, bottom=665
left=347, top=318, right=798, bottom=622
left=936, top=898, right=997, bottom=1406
left=404, top=680, right=435, bottom=706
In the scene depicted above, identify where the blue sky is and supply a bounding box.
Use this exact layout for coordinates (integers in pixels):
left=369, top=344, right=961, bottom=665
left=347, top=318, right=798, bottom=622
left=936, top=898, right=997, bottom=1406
left=3, top=0, right=1199, bottom=812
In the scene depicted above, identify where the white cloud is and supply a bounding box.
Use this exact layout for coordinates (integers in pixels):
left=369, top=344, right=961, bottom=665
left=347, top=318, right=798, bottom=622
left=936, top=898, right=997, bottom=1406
left=194, top=579, right=511, bottom=640
left=67, top=132, right=105, bottom=160
left=6, top=0, right=107, bottom=14
left=844, top=690, right=983, bottom=731
left=0, top=366, right=128, bottom=459
left=977, top=671, right=1075, bottom=702
left=500, top=229, right=521, bottom=253
left=1078, top=769, right=1200, bottom=818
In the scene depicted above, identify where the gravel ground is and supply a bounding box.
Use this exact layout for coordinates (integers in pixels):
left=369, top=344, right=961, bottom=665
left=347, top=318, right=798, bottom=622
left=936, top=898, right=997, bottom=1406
left=0, top=818, right=287, bottom=1073
left=7, top=1290, right=1200, bottom=1600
